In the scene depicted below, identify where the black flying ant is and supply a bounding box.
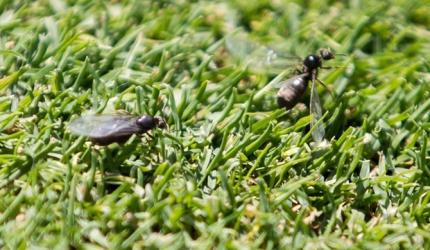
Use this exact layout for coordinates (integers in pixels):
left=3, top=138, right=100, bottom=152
left=225, top=31, right=340, bottom=142
left=69, top=114, right=166, bottom=145
left=277, top=48, right=336, bottom=142
left=277, top=48, right=334, bottom=109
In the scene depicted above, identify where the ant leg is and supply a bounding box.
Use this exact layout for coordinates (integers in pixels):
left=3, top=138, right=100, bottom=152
left=321, top=66, right=345, bottom=70
left=316, top=78, right=335, bottom=98
left=147, top=133, right=154, bottom=140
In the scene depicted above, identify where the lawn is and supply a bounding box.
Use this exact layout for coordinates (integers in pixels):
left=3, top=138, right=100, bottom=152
left=1, top=0, right=430, bottom=249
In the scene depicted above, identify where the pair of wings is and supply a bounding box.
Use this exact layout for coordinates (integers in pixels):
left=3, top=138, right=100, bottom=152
left=225, top=32, right=300, bottom=75
left=69, top=115, right=142, bottom=139
left=225, top=31, right=325, bottom=142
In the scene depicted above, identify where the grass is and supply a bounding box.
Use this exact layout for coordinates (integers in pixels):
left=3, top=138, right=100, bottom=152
left=1, top=0, right=430, bottom=249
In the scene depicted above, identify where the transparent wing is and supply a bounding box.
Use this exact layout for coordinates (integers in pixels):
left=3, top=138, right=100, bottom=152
left=69, top=114, right=140, bottom=138
left=310, top=78, right=325, bottom=142
left=225, top=31, right=300, bottom=74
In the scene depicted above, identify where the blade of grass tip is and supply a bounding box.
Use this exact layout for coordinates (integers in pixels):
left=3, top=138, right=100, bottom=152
left=414, top=190, right=430, bottom=226
left=137, top=166, right=145, bottom=187
left=136, top=86, right=149, bottom=115
left=24, top=32, right=40, bottom=61
left=120, top=218, right=157, bottom=249
left=161, top=67, right=176, bottom=84
left=49, top=69, right=63, bottom=95
left=220, top=108, right=244, bottom=133
left=254, top=70, right=289, bottom=101
left=99, top=25, right=146, bottom=73
left=0, top=112, right=21, bottom=132
left=141, top=37, right=182, bottom=61
left=30, top=63, right=57, bottom=82
left=246, top=143, right=272, bottom=179
left=275, top=114, right=311, bottom=137
left=0, top=131, right=24, bottom=140
left=258, top=179, right=270, bottom=213
left=240, top=90, right=255, bottom=125
left=150, top=87, right=160, bottom=116
left=54, top=32, right=79, bottom=60
left=368, top=88, right=401, bottom=123
left=273, top=174, right=316, bottom=206
left=103, top=183, right=132, bottom=204
left=222, top=133, right=253, bottom=161
left=245, top=124, right=272, bottom=155
left=65, top=174, right=77, bottom=239
left=72, top=57, right=90, bottom=91
left=344, top=3, right=387, bottom=53
left=0, top=160, right=31, bottom=189
left=34, top=142, right=58, bottom=163
left=176, top=87, right=189, bottom=119
left=408, top=97, right=430, bottom=123
left=0, top=49, right=26, bottom=61
left=271, top=154, right=311, bottom=187
left=88, top=63, right=102, bottom=111
left=31, top=35, right=48, bottom=67
left=214, top=68, right=247, bottom=96
left=158, top=132, right=166, bottom=162
left=199, top=127, right=231, bottom=187
left=334, top=153, right=347, bottom=180
left=181, top=98, right=199, bottom=121
left=21, top=196, right=52, bottom=243
left=154, top=163, right=178, bottom=200
left=0, top=187, right=26, bottom=224
left=166, top=85, right=182, bottom=133
left=199, top=147, right=213, bottom=180
left=418, top=131, right=430, bottom=178
left=60, top=161, right=74, bottom=201
left=292, top=208, right=306, bottom=249
left=332, top=141, right=364, bottom=192
left=191, top=55, right=213, bottom=83
left=85, top=150, right=98, bottom=200
left=206, top=37, right=226, bottom=54
left=0, top=68, right=25, bottom=94
left=196, top=80, right=208, bottom=102
left=123, top=33, right=142, bottom=69
left=209, top=88, right=236, bottom=133
left=219, top=169, right=236, bottom=207
left=251, top=109, right=286, bottom=132
left=157, top=50, right=169, bottom=78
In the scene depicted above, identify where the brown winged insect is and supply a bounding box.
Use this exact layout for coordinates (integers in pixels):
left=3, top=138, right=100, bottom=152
left=225, top=31, right=339, bottom=142
left=69, top=114, right=166, bottom=145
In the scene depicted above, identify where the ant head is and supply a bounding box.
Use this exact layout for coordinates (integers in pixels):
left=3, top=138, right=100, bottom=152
left=319, top=48, right=335, bottom=60
left=153, top=117, right=167, bottom=129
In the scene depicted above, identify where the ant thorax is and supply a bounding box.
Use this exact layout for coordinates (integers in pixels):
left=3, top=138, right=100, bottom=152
left=303, top=55, right=322, bottom=71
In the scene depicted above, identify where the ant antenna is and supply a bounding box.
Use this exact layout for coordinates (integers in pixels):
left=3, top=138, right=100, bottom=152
left=335, top=53, right=347, bottom=57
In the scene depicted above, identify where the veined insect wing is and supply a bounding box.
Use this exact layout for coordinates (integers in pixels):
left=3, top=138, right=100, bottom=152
left=68, top=114, right=141, bottom=138
left=309, top=78, right=325, bottom=143
left=225, top=31, right=300, bottom=74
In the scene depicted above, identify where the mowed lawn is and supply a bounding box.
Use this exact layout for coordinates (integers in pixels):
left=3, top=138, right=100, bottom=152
left=1, top=0, right=430, bottom=249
